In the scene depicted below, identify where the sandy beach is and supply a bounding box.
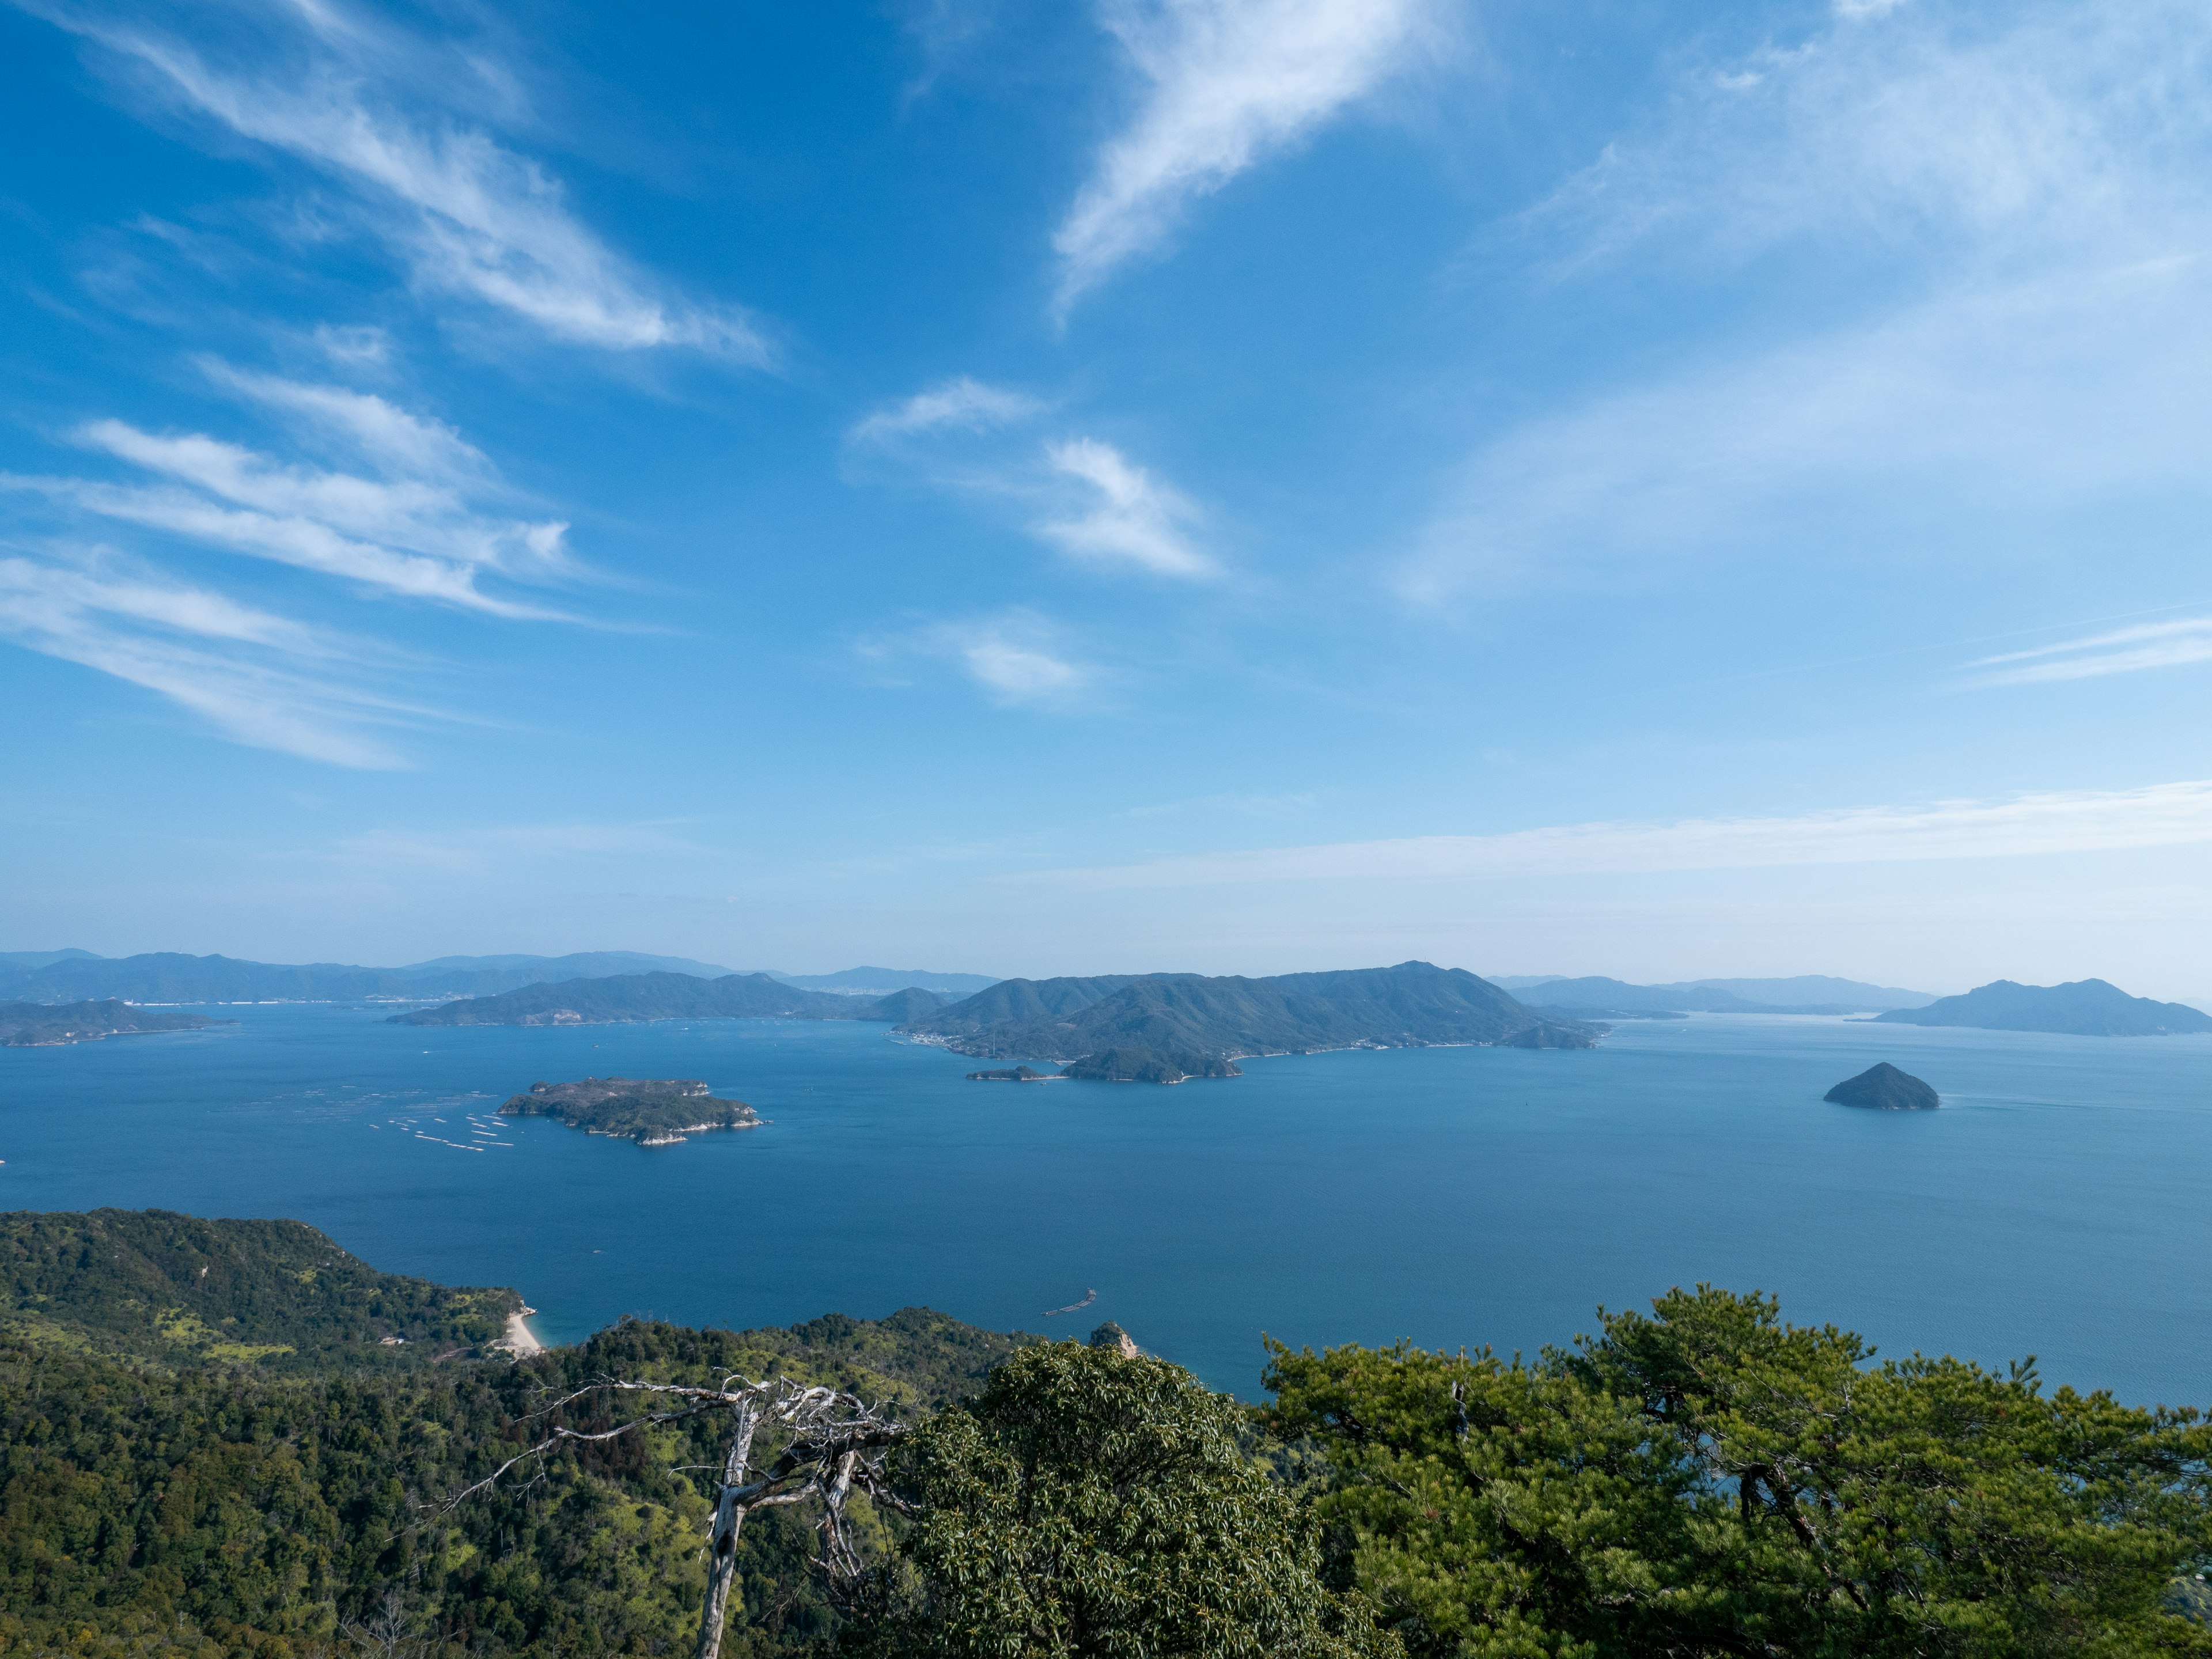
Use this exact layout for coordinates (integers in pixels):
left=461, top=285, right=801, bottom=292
left=501, top=1306, right=543, bottom=1355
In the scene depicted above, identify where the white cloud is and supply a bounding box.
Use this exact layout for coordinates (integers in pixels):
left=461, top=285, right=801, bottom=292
left=1964, top=615, right=2212, bottom=685
left=1835, top=0, right=1911, bottom=19
left=310, top=323, right=391, bottom=367
left=200, top=360, right=486, bottom=480
left=1402, top=259, right=2212, bottom=597
left=860, top=610, right=1097, bottom=709
left=21, top=0, right=762, bottom=357
left=0, top=373, right=588, bottom=761
left=1024, top=779, right=2212, bottom=889
left=1037, top=437, right=1215, bottom=578
left=0, top=552, right=412, bottom=767
left=1055, top=0, right=1438, bottom=310
left=1400, top=2, right=2212, bottom=600
left=849, top=377, right=1045, bottom=444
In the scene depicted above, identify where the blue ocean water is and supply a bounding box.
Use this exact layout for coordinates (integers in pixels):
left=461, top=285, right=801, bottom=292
left=1, top=1006, right=2208, bottom=1404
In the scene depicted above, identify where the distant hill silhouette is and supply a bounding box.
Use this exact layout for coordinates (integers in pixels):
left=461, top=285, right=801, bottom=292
left=0, top=950, right=741, bottom=1005
left=1873, top=979, right=2212, bottom=1036
left=773, top=967, right=1003, bottom=995
left=389, top=972, right=942, bottom=1028
left=903, top=961, right=1596, bottom=1065
left=1514, top=975, right=1933, bottom=1016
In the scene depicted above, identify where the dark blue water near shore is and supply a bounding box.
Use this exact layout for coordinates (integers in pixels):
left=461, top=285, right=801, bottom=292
left=2, top=1006, right=2209, bottom=1403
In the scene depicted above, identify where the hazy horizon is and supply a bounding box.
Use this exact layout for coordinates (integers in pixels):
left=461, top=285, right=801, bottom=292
left=5, top=0, right=2206, bottom=1001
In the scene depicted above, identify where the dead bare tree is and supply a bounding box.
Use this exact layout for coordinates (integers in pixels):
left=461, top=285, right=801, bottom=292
left=438, top=1374, right=906, bottom=1659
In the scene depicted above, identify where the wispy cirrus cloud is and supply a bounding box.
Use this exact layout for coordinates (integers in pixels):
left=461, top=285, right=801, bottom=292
left=15, top=0, right=762, bottom=358
left=848, top=377, right=1046, bottom=444
left=3, top=370, right=579, bottom=619
left=1022, top=779, right=2212, bottom=889
left=1055, top=0, right=1440, bottom=312
left=0, top=550, right=415, bottom=767
left=0, top=367, right=589, bottom=760
left=1037, top=437, right=1215, bottom=578
left=1407, top=0, right=2212, bottom=601
left=850, top=379, right=1221, bottom=582
left=1964, top=615, right=2212, bottom=685
left=857, top=609, right=1097, bottom=710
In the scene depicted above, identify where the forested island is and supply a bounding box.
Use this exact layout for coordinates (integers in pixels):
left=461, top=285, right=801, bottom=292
left=501, top=1077, right=760, bottom=1144
left=1873, top=978, right=2212, bottom=1036
left=390, top=971, right=942, bottom=1027
left=0, top=998, right=229, bottom=1047
left=1824, top=1062, right=1940, bottom=1111
left=906, top=960, right=1599, bottom=1071
left=3, top=1206, right=2208, bottom=1658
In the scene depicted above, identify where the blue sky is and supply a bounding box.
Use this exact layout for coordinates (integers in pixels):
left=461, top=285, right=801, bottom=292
left=3, top=0, right=2210, bottom=998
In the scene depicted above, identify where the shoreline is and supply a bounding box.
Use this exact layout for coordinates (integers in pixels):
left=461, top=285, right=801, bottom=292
left=499, top=1306, right=543, bottom=1355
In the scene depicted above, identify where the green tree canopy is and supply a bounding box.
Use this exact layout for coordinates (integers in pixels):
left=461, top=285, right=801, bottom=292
left=840, top=1340, right=1398, bottom=1659
left=1266, top=1286, right=2212, bottom=1659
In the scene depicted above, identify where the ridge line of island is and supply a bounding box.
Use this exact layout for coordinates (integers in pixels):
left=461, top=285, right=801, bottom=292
left=9, top=965, right=2204, bottom=1064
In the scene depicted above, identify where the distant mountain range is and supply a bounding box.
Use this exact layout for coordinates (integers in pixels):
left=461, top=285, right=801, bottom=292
left=770, top=967, right=1004, bottom=996
left=373, top=960, right=1597, bottom=1080
left=0, top=951, right=997, bottom=1006
left=1872, top=980, right=2212, bottom=1036
left=902, top=961, right=1599, bottom=1066
left=1495, top=974, right=1938, bottom=1015
left=388, top=972, right=944, bottom=1028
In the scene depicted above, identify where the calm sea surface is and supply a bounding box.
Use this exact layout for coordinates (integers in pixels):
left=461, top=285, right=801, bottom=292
left=2, top=1006, right=2209, bottom=1403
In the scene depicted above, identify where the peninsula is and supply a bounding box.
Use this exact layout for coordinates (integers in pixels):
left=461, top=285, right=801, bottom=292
left=501, top=1077, right=760, bottom=1145
left=1872, top=979, right=2212, bottom=1036
left=0, top=999, right=229, bottom=1047
left=903, top=960, right=1600, bottom=1075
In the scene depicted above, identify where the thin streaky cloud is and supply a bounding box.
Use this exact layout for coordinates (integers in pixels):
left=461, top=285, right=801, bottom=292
left=858, top=609, right=1097, bottom=710
left=849, top=377, right=1045, bottom=444
left=21, top=0, right=763, bottom=358
left=1020, top=779, right=2212, bottom=889
left=5, top=475, right=563, bottom=619
left=0, top=554, right=413, bottom=766
left=198, top=360, right=488, bottom=480
left=1965, top=622, right=2212, bottom=687
left=1054, top=0, right=1438, bottom=312
left=1967, top=614, right=2212, bottom=668
left=1036, top=437, right=1215, bottom=579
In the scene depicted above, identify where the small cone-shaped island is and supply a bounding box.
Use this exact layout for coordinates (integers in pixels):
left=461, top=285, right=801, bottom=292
left=1824, top=1062, right=1940, bottom=1111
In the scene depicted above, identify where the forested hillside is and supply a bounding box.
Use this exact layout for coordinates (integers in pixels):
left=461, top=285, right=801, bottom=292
left=0, top=1210, right=518, bottom=1369
left=4, top=1210, right=2209, bottom=1659
left=903, top=960, right=1599, bottom=1063
left=389, top=973, right=939, bottom=1028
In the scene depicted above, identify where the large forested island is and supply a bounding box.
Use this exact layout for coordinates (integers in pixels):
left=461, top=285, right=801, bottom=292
left=379, top=960, right=1599, bottom=1084
left=0, top=997, right=229, bottom=1046
left=1873, top=977, right=2212, bottom=1036
left=389, top=970, right=944, bottom=1027
left=904, top=960, right=1600, bottom=1070
left=3, top=1205, right=2208, bottom=1658
left=501, top=1076, right=760, bottom=1144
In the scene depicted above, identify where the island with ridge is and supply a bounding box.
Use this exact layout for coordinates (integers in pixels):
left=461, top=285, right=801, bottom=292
left=907, top=960, right=1600, bottom=1085
left=1824, top=1062, right=1940, bottom=1111
left=1, top=999, right=230, bottom=1047
left=501, top=1077, right=760, bottom=1145
left=391, top=971, right=943, bottom=1028
left=1872, top=979, right=2212, bottom=1037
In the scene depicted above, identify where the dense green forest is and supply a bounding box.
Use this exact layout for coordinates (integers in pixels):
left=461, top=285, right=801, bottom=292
left=3, top=1210, right=2209, bottom=1658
